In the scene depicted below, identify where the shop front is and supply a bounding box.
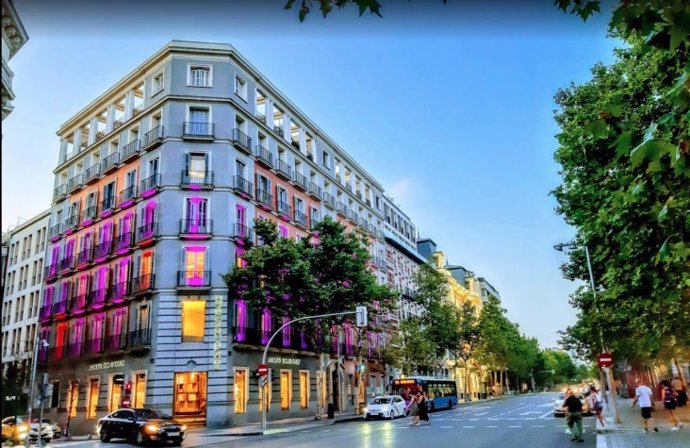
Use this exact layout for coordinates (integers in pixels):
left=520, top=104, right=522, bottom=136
left=173, top=371, right=208, bottom=423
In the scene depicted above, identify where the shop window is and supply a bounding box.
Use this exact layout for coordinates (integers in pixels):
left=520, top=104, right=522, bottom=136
left=181, top=299, right=206, bottom=342
left=87, top=378, right=99, bottom=419
left=109, top=374, right=124, bottom=412
left=300, top=371, right=309, bottom=409
left=174, top=372, right=207, bottom=416
left=280, top=370, right=292, bottom=410
left=66, top=381, right=79, bottom=417
left=234, top=368, right=247, bottom=414
left=132, top=372, right=147, bottom=408
left=259, top=369, right=272, bottom=412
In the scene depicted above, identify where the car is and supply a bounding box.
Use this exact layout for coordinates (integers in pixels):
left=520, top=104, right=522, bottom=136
left=97, top=408, right=187, bottom=446
left=39, top=419, right=62, bottom=439
left=364, top=395, right=407, bottom=420
left=28, top=420, right=54, bottom=444
left=2, top=416, right=30, bottom=445
left=553, top=392, right=591, bottom=417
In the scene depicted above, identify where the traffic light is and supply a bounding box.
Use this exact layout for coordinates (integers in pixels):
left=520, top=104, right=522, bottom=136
left=125, top=381, right=132, bottom=394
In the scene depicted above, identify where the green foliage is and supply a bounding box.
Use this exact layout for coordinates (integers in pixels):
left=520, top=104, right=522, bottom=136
left=284, top=0, right=447, bottom=21
left=383, top=317, right=435, bottom=374
left=554, top=2, right=690, bottom=363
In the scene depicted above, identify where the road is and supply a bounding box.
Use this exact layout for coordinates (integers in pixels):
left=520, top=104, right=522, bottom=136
left=24, top=394, right=597, bottom=448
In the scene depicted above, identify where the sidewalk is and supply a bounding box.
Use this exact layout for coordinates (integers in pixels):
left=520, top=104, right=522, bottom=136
left=596, top=398, right=690, bottom=448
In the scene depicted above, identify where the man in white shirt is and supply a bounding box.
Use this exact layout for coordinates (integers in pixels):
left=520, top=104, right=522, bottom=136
left=631, top=379, right=659, bottom=433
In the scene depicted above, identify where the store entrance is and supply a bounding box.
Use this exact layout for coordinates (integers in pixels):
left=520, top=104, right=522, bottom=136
left=173, top=372, right=207, bottom=425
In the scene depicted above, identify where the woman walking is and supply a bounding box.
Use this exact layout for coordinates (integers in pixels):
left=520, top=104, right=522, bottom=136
left=660, top=379, right=683, bottom=430
left=407, top=392, right=419, bottom=426
left=588, top=386, right=605, bottom=427
left=418, top=392, right=431, bottom=425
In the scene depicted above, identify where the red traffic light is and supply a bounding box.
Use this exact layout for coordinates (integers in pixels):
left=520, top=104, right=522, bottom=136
left=125, top=381, right=132, bottom=393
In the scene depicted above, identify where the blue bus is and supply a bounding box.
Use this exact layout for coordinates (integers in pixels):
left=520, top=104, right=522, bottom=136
left=390, top=377, right=458, bottom=411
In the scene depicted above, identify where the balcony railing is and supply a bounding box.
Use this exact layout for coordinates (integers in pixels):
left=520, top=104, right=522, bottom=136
left=256, top=189, right=273, bottom=210
left=121, top=139, right=141, bottom=162
left=136, top=222, right=158, bottom=244
left=232, top=128, right=252, bottom=154
left=143, top=126, right=164, bottom=149
left=39, top=304, right=52, bottom=322
left=232, top=223, right=254, bottom=241
left=140, top=173, right=161, bottom=197
left=292, top=171, right=308, bottom=190
left=131, top=274, right=155, bottom=295
left=48, top=223, right=62, bottom=239
left=308, top=182, right=322, bottom=199
left=109, top=280, right=129, bottom=301
left=128, top=328, right=152, bottom=348
left=67, top=174, right=83, bottom=192
left=101, top=152, right=120, bottom=173
left=63, top=213, right=79, bottom=233
left=276, top=159, right=293, bottom=179
left=254, top=145, right=273, bottom=167
left=180, top=170, right=214, bottom=188
left=114, top=231, right=134, bottom=253
left=82, top=205, right=98, bottom=224
left=177, top=270, right=211, bottom=289
left=233, top=326, right=314, bottom=351
left=71, top=288, right=89, bottom=313
left=53, top=184, right=67, bottom=201
left=183, top=121, right=214, bottom=139
left=59, top=255, right=75, bottom=272
left=294, top=210, right=307, bottom=228
left=273, top=124, right=285, bottom=137
left=105, top=332, right=128, bottom=351
left=94, top=239, right=112, bottom=260
left=86, top=337, right=105, bottom=354
left=337, top=202, right=348, bottom=216
left=66, top=342, right=83, bottom=358
left=76, top=246, right=93, bottom=267
left=118, top=185, right=138, bottom=207
left=323, top=192, right=336, bottom=209
left=232, top=175, right=253, bottom=198
left=99, top=197, right=117, bottom=216
left=179, top=219, right=213, bottom=237
left=89, top=287, right=107, bottom=309
left=277, top=201, right=291, bottom=218
left=52, top=297, right=68, bottom=316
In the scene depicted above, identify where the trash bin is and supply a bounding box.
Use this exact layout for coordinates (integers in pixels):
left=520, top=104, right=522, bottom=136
left=328, top=403, right=335, bottom=419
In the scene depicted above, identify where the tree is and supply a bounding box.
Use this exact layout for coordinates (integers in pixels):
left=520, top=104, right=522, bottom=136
left=383, top=317, right=435, bottom=375
left=453, top=302, right=480, bottom=401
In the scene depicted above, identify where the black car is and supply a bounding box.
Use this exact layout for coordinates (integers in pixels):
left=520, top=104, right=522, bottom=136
left=97, top=408, right=186, bottom=446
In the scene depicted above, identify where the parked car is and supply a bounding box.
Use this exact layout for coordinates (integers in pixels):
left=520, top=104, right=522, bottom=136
left=364, top=395, right=407, bottom=420
left=553, top=392, right=591, bottom=417
left=97, top=408, right=186, bottom=446
left=28, top=420, right=54, bottom=444
left=41, top=419, right=63, bottom=439
left=2, top=416, right=29, bottom=445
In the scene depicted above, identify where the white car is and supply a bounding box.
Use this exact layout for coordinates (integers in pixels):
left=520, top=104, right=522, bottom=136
left=553, top=392, right=591, bottom=417
left=28, top=421, right=54, bottom=444
left=364, top=395, right=407, bottom=420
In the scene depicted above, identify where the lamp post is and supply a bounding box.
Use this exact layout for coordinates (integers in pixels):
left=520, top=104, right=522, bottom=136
left=26, top=335, right=49, bottom=448
left=554, top=241, right=621, bottom=425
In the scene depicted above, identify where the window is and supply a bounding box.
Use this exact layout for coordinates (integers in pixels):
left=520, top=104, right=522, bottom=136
left=300, top=371, right=309, bottom=409
left=132, top=372, right=147, bottom=408
left=188, top=65, right=211, bottom=87
left=66, top=380, right=79, bottom=417
left=125, top=169, right=137, bottom=190
left=152, top=71, right=164, bottom=95
left=322, top=151, right=330, bottom=168
left=280, top=370, right=292, bottom=410
left=182, top=299, right=205, bottom=342
left=183, top=246, right=206, bottom=285
left=187, top=153, right=208, bottom=181
left=87, top=378, right=99, bottom=419
left=234, top=75, right=247, bottom=100
left=108, top=375, right=124, bottom=412
left=103, top=182, right=116, bottom=209
left=235, top=159, right=246, bottom=179
left=234, top=368, right=248, bottom=414
left=185, top=198, right=208, bottom=233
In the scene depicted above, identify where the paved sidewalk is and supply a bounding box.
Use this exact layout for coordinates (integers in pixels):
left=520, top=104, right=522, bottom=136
left=596, top=397, right=690, bottom=448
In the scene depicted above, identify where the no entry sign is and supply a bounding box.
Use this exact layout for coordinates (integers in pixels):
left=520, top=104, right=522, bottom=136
left=597, top=353, right=614, bottom=368
left=258, top=364, right=269, bottom=377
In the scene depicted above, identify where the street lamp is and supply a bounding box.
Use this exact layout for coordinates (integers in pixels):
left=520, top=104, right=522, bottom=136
left=554, top=240, right=621, bottom=425
left=26, top=336, right=49, bottom=448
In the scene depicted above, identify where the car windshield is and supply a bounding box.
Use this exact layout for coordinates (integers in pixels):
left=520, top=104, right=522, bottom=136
left=135, top=409, right=172, bottom=420
left=370, top=397, right=391, bottom=405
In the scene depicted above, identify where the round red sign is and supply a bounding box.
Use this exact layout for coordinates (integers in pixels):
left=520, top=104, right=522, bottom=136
left=257, top=364, right=269, bottom=377
left=597, top=353, right=614, bottom=368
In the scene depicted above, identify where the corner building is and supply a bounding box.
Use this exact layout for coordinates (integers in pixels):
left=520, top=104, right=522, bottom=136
left=39, top=41, right=392, bottom=433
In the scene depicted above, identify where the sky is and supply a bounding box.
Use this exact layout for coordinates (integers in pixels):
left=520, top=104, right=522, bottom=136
left=1, top=0, right=621, bottom=348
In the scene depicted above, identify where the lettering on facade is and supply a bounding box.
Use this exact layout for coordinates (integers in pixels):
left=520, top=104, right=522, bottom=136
left=88, top=360, right=125, bottom=371
left=268, top=357, right=301, bottom=366
left=213, top=294, right=223, bottom=370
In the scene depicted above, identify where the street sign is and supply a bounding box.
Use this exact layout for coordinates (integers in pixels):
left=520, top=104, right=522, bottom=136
left=257, top=363, right=269, bottom=377
left=597, top=352, right=614, bottom=368
left=356, top=306, right=368, bottom=327
left=121, top=396, right=131, bottom=408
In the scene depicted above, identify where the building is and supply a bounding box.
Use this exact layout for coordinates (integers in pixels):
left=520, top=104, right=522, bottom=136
left=1, top=210, right=50, bottom=378
left=478, top=277, right=500, bottom=302
left=38, top=40, right=400, bottom=433
left=1, top=0, right=29, bottom=121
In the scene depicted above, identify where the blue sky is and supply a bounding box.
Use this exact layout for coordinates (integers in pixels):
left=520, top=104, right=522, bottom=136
left=1, top=0, right=621, bottom=347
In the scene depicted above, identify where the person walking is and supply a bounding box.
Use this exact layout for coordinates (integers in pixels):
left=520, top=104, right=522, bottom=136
left=418, top=392, right=430, bottom=425
left=660, top=380, right=683, bottom=430
left=632, top=379, right=659, bottom=433
left=406, top=392, right=419, bottom=426
left=563, top=389, right=585, bottom=443
left=672, top=376, right=688, bottom=408
left=588, top=386, right=605, bottom=427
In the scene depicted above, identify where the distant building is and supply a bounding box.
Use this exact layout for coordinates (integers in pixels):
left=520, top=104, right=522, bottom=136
left=478, top=277, right=501, bottom=302
left=1, top=0, right=29, bottom=121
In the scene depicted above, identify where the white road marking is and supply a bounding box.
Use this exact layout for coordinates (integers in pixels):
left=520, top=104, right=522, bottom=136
left=509, top=425, right=522, bottom=428
left=475, top=412, right=489, bottom=416
left=532, top=425, right=546, bottom=428
left=463, top=426, right=476, bottom=428
left=486, top=425, right=499, bottom=428
left=441, top=425, right=453, bottom=429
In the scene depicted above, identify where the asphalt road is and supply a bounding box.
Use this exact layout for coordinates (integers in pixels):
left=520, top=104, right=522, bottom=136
left=30, top=393, right=598, bottom=448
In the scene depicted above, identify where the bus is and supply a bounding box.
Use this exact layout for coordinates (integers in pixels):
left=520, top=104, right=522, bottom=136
left=390, top=377, right=458, bottom=411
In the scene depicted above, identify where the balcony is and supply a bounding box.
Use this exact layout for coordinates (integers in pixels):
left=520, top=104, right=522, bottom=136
left=256, top=113, right=266, bottom=124
left=76, top=246, right=93, bottom=268
left=254, top=145, right=273, bottom=168
left=337, top=202, right=348, bottom=217
left=256, top=188, right=273, bottom=211
left=183, top=121, right=214, bottom=140
left=294, top=210, right=307, bottom=228
left=101, top=152, right=120, bottom=174
left=180, top=170, right=214, bottom=189
left=39, top=304, right=52, bottom=322
left=89, top=287, right=107, bottom=309
left=85, top=337, right=105, bottom=355
left=99, top=197, right=117, bottom=218
left=63, top=213, right=79, bottom=235
left=66, top=342, right=83, bottom=358
left=53, top=184, right=67, bottom=202
left=109, top=281, right=130, bottom=303
left=308, top=182, right=322, bottom=200
left=71, top=288, right=89, bottom=314
left=118, top=185, right=138, bottom=208
left=232, top=175, right=253, bottom=199
left=179, top=219, right=213, bottom=239
left=273, top=125, right=285, bottom=138
left=67, top=174, right=83, bottom=193
left=121, top=139, right=142, bottom=163
left=277, top=201, right=291, bottom=221
left=113, top=231, right=134, bottom=254
left=322, top=192, right=336, bottom=209
left=232, top=223, right=254, bottom=244
left=143, top=125, right=164, bottom=150
left=128, top=328, right=152, bottom=350
left=105, top=332, right=128, bottom=352
left=136, top=222, right=158, bottom=246
left=48, top=223, right=62, bottom=241
left=177, top=270, right=211, bottom=290
left=59, top=255, right=75, bottom=273
left=232, top=128, right=252, bottom=154
left=140, top=174, right=161, bottom=198
left=81, top=205, right=98, bottom=226
left=94, top=239, right=112, bottom=261
left=44, top=265, right=58, bottom=282
left=292, top=171, right=308, bottom=191
left=131, top=274, right=155, bottom=296
left=276, top=159, right=293, bottom=180
left=52, top=298, right=68, bottom=317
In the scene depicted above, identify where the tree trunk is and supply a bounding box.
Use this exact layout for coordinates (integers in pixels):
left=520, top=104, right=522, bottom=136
left=463, top=359, right=469, bottom=402
left=673, top=358, right=686, bottom=386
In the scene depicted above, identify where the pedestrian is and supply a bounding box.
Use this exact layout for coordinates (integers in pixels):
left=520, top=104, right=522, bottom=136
left=631, top=379, right=659, bottom=433
left=563, top=389, right=585, bottom=442
left=587, top=386, right=605, bottom=427
left=406, top=392, right=419, bottom=426
left=660, top=380, right=683, bottom=430
left=418, top=392, right=430, bottom=425
left=672, top=376, right=688, bottom=408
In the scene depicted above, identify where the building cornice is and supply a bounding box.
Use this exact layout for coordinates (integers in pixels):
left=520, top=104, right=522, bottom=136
left=1, top=0, right=28, bottom=58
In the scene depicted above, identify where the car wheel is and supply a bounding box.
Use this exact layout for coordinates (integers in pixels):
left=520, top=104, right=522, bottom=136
left=172, top=437, right=184, bottom=446
left=100, top=431, right=111, bottom=443
left=365, top=415, right=370, bottom=421
left=389, top=410, right=395, bottom=420
left=136, top=431, right=147, bottom=446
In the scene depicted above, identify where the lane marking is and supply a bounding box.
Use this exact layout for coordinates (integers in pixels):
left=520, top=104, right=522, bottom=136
left=475, top=412, right=489, bottom=416
left=509, top=425, right=522, bottom=428
left=441, top=425, right=453, bottom=429
left=532, top=425, right=546, bottom=428
left=486, top=425, right=499, bottom=428
left=463, top=426, right=476, bottom=428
